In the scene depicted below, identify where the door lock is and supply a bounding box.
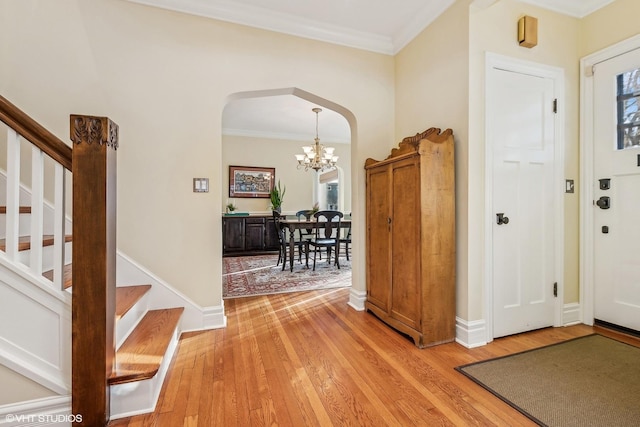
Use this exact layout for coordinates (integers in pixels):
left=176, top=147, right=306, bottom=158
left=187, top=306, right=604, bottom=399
left=596, top=196, right=610, bottom=209
left=599, top=178, right=611, bottom=190
left=496, top=213, right=510, bottom=225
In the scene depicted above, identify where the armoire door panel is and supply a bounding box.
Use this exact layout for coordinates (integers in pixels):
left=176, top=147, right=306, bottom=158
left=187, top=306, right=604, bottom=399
left=366, top=166, right=392, bottom=311
left=390, top=159, right=421, bottom=329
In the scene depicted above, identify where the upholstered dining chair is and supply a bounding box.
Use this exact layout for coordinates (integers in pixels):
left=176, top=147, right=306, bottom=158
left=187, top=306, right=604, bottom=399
left=308, top=210, right=343, bottom=271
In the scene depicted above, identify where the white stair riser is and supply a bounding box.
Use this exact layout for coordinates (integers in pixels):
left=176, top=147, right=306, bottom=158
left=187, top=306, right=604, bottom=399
left=115, top=290, right=150, bottom=350
left=109, top=323, right=181, bottom=419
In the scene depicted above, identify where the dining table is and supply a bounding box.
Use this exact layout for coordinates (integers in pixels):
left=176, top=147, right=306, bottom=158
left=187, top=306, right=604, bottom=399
left=278, top=217, right=351, bottom=272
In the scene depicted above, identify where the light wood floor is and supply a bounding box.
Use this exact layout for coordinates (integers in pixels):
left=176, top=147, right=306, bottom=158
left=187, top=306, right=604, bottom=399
left=109, top=288, right=639, bottom=426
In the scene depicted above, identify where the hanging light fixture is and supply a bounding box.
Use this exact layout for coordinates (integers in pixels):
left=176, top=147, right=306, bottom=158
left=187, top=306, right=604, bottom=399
left=295, top=107, right=338, bottom=172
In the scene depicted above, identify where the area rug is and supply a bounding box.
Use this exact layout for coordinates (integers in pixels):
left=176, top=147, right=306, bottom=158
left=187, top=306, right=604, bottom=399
left=456, top=334, right=640, bottom=426
left=223, top=254, right=351, bottom=298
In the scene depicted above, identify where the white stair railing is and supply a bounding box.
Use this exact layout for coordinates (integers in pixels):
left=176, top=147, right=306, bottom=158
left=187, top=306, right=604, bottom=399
left=0, top=119, right=72, bottom=396
left=1, top=118, right=69, bottom=292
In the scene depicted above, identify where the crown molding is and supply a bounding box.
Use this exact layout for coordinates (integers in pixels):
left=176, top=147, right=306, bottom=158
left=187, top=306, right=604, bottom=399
left=127, top=0, right=395, bottom=54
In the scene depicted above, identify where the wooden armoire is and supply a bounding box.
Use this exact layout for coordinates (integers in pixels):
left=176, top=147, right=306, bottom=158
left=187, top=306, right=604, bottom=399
left=364, top=128, right=455, bottom=348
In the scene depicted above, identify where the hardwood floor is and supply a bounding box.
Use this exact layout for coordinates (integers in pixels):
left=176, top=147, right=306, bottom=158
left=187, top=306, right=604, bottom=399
left=109, top=288, right=636, bottom=426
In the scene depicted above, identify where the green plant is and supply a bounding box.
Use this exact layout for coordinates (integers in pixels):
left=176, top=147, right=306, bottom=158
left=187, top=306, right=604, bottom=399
left=225, top=202, right=236, bottom=213
left=310, top=202, right=319, bottom=214
left=270, top=180, right=286, bottom=210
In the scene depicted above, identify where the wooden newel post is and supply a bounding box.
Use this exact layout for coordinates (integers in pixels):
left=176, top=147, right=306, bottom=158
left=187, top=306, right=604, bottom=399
left=70, top=115, right=118, bottom=426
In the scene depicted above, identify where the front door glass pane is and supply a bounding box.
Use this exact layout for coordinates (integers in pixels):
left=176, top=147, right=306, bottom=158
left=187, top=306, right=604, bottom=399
left=616, top=68, right=640, bottom=149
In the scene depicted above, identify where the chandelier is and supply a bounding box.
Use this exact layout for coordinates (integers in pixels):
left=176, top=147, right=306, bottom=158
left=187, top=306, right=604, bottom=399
left=295, top=107, right=338, bottom=172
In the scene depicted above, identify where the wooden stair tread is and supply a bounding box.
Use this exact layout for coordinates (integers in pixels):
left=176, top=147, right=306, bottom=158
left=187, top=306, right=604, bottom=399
left=0, top=206, right=32, bottom=214
left=0, top=235, right=72, bottom=252
left=109, top=307, right=184, bottom=385
left=116, top=285, right=152, bottom=320
left=42, top=264, right=73, bottom=289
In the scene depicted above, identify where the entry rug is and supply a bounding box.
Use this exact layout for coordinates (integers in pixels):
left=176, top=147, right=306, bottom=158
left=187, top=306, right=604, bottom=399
left=223, top=254, right=351, bottom=298
left=456, top=334, right=640, bottom=426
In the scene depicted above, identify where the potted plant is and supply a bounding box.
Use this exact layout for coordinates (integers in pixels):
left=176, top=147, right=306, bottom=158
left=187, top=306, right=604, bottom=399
left=270, top=180, right=286, bottom=212
left=310, top=202, right=319, bottom=214
left=225, top=202, right=236, bottom=214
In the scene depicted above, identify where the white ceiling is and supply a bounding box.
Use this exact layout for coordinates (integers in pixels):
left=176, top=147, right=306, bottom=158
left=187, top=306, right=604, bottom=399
left=127, top=0, right=614, bottom=142
left=223, top=96, right=351, bottom=144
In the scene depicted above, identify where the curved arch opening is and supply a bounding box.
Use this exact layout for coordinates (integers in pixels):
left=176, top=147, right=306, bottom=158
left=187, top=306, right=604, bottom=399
left=220, top=87, right=356, bottom=297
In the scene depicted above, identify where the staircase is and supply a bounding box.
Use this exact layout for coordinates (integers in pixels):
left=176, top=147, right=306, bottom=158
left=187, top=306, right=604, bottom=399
left=0, top=95, right=185, bottom=424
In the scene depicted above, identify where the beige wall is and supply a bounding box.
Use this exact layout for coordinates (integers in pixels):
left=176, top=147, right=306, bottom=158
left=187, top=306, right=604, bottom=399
left=579, top=0, right=640, bottom=57
left=0, top=0, right=393, bottom=309
left=0, top=0, right=391, bottom=403
left=395, top=0, right=472, bottom=319
left=0, top=365, right=54, bottom=403
left=222, top=135, right=352, bottom=214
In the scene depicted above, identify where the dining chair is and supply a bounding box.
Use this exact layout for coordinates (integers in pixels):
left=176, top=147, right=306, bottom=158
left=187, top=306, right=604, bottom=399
left=273, top=210, right=308, bottom=271
left=272, top=210, right=286, bottom=267
left=308, top=210, right=343, bottom=271
left=295, top=209, right=315, bottom=258
left=339, top=213, right=352, bottom=261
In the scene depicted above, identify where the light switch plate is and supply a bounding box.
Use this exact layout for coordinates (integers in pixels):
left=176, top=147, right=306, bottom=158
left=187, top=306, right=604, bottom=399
left=193, top=178, right=209, bottom=193
left=565, top=179, right=574, bottom=193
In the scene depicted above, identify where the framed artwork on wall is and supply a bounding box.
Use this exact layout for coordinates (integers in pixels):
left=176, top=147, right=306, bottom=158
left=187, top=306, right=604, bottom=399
left=229, top=165, right=275, bottom=198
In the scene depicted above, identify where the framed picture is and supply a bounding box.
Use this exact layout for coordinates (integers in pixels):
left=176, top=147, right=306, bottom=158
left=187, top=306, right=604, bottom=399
left=229, top=165, right=275, bottom=198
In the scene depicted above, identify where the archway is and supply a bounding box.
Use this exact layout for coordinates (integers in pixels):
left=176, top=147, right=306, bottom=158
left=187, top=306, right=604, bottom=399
left=220, top=87, right=357, bottom=299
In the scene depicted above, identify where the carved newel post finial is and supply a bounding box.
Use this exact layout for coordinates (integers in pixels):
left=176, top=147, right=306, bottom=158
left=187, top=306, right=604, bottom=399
left=70, top=115, right=119, bottom=149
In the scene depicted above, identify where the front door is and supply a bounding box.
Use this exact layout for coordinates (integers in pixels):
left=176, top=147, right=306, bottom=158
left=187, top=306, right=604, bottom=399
left=487, top=55, right=561, bottom=338
left=593, top=48, right=640, bottom=332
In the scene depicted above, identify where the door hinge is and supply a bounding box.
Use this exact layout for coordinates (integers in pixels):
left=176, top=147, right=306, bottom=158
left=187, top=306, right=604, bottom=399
left=553, top=282, right=558, bottom=297
left=552, top=99, right=558, bottom=114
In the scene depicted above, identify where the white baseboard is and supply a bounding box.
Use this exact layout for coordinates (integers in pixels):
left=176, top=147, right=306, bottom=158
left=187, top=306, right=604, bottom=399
left=455, top=317, right=488, bottom=348
left=0, top=396, right=72, bottom=426
left=116, top=251, right=227, bottom=332
left=347, top=288, right=366, bottom=311
left=563, top=302, right=581, bottom=326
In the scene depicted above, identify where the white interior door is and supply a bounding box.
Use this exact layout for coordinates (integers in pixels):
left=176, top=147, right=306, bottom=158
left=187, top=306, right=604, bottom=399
left=487, top=56, right=560, bottom=338
left=593, top=48, right=640, bottom=332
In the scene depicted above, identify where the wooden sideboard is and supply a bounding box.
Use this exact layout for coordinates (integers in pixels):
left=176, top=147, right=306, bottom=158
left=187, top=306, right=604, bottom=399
left=222, top=215, right=280, bottom=256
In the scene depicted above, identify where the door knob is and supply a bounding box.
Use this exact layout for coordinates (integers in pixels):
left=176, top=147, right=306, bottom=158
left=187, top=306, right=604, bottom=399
left=496, top=213, right=509, bottom=225
left=596, top=196, right=610, bottom=209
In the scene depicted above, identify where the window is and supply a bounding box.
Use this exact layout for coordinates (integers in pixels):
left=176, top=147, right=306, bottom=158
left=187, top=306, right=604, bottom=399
left=616, top=68, right=640, bottom=149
